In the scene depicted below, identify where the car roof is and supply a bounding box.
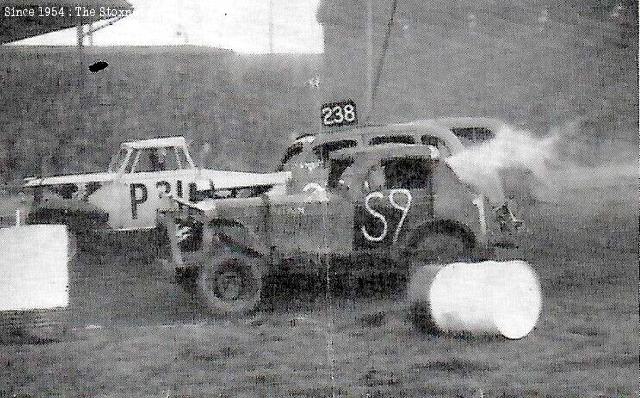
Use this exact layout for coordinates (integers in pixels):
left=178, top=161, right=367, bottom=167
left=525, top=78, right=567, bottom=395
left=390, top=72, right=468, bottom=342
left=121, top=136, right=187, bottom=149
left=330, top=143, right=440, bottom=161
left=434, top=117, right=506, bottom=131
left=313, top=120, right=464, bottom=154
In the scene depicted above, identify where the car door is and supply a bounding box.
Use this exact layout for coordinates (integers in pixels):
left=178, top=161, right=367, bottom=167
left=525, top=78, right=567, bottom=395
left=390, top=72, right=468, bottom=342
left=266, top=188, right=354, bottom=256
left=118, top=147, right=197, bottom=230
left=353, top=157, right=434, bottom=252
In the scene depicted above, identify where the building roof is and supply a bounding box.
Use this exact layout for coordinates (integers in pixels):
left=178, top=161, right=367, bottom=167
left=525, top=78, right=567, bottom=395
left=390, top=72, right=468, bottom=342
left=0, top=0, right=133, bottom=44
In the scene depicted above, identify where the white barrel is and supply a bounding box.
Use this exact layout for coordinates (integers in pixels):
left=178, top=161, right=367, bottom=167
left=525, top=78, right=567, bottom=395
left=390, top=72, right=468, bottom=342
left=408, top=260, right=542, bottom=339
left=0, top=225, right=70, bottom=311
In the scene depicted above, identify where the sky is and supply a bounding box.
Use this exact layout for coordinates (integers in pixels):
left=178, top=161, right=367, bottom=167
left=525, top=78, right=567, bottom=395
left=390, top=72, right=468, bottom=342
left=11, top=0, right=323, bottom=53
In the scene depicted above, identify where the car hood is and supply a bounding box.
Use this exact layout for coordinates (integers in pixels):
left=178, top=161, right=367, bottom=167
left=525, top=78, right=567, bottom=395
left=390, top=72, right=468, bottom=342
left=198, top=170, right=291, bottom=190
left=23, top=170, right=291, bottom=190
left=24, top=172, right=116, bottom=187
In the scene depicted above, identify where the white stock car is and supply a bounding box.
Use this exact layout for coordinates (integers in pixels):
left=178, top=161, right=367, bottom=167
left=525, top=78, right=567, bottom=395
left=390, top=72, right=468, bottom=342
left=23, top=136, right=289, bottom=233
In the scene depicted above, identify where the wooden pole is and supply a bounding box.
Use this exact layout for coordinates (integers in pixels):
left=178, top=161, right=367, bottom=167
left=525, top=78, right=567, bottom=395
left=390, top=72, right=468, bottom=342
left=366, top=0, right=374, bottom=119
left=268, top=0, right=274, bottom=53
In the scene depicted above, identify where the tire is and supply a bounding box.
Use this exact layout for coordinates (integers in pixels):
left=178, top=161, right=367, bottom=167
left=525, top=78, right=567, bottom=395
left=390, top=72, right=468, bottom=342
left=196, top=253, right=263, bottom=316
left=403, top=229, right=474, bottom=271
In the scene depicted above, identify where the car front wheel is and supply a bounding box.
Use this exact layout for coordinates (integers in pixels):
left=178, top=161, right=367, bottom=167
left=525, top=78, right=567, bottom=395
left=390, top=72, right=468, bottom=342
left=196, top=253, right=263, bottom=316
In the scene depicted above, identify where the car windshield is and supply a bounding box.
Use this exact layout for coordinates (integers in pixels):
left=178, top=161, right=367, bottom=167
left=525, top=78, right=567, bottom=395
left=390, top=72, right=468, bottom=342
left=107, top=148, right=128, bottom=172
left=279, top=143, right=304, bottom=169
left=314, top=139, right=358, bottom=163
left=131, top=147, right=183, bottom=172
left=327, top=158, right=355, bottom=190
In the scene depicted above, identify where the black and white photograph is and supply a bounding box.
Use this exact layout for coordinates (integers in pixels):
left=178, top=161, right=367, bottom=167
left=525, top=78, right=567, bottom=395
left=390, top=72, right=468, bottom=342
left=0, top=0, right=637, bottom=396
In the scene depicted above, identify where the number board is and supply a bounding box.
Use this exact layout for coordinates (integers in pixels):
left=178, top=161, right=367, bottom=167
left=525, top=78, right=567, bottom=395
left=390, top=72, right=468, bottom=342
left=321, top=100, right=357, bottom=128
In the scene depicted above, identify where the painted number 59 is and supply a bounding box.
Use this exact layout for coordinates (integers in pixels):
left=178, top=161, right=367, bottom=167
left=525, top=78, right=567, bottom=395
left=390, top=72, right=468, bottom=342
left=361, top=189, right=412, bottom=243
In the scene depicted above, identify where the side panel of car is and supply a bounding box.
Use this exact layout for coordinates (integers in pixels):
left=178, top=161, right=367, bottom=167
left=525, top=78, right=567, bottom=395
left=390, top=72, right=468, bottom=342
left=87, top=181, right=130, bottom=230
left=203, top=197, right=270, bottom=257
left=353, top=188, right=431, bottom=251
left=430, top=162, right=486, bottom=248
left=118, top=170, right=199, bottom=230
left=266, top=193, right=354, bottom=257
left=205, top=192, right=355, bottom=265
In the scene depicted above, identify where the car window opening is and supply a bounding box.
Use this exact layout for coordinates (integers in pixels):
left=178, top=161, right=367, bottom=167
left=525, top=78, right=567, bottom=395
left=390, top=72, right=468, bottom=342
left=369, top=135, right=415, bottom=145
left=108, top=148, right=129, bottom=172
left=129, top=147, right=183, bottom=173
left=381, top=158, right=432, bottom=190
left=280, top=143, right=304, bottom=168
left=327, top=158, right=355, bottom=189
left=315, top=140, right=358, bottom=163
left=450, top=127, right=494, bottom=143
left=421, top=135, right=451, bottom=157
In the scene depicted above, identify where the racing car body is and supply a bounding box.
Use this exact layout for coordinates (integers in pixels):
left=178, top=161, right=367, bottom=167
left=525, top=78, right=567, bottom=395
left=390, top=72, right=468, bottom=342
left=276, top=118, right=510, bottom=200
left=23, top=136, right=289, bottom=232
left=278, top=119, right=463, bottom=172
left=161, top=142, right=513, bottom=315
left=277, top=117, right=506, bottom=172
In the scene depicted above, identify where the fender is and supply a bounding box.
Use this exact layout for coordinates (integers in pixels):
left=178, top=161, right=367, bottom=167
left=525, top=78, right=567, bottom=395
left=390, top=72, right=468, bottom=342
left=207, top=218, right=270, bottom=258
left=161, top=215, right=270, bottom=271
left=26, top=198, right=109, bottom=231
left=166, top=194, right=271, bottom=259
left=393, top=219, right=476, bottom=261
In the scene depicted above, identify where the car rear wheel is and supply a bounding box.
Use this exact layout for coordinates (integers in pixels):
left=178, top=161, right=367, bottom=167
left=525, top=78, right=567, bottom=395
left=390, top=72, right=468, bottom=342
left=196, top=253, right=263, bottom=316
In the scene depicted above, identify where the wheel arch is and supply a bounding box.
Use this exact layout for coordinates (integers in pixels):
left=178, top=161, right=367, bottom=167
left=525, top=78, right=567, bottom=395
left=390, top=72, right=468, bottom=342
left=207, top=217, right=270, bottom=259
left=391, top=219, right=479, bottom=267
left=26, top=198, right=109, bottom=231
left=400, top=219, right=477, bottom=253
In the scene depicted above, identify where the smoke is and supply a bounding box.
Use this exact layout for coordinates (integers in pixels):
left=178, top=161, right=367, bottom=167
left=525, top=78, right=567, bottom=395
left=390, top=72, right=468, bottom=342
left=444, top=120, right=636, bottom=205
left=444, top=124, right=561, bottom=205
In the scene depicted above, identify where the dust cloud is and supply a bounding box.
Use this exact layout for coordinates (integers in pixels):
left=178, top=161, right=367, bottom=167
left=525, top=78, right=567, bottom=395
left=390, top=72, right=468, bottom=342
left=445, top=120, right=636, bottom=206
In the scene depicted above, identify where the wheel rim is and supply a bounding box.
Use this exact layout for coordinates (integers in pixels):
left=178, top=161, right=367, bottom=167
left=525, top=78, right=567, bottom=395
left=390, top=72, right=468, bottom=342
left=214, top=271, right=243, bottom=301
left=201, top=258, right=260, bottom=307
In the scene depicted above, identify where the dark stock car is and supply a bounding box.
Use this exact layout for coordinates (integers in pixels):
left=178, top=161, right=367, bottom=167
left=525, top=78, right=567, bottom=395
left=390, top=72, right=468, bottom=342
left=160, top=142, right=511, bottom=315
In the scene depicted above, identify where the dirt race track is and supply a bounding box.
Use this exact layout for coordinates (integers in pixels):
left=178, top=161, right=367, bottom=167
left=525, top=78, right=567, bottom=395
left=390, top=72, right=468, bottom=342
left=1, top=199, right=637, bottom=397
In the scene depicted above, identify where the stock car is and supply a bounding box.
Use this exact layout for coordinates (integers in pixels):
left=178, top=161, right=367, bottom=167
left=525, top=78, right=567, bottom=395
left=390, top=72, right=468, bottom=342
left=277, top=118, right=520, bottom=228
left=277, top=117, right=504, bottom=173
left=23, top=136, right=289, bottom=233
left=160, top=140, right=522, bottom=315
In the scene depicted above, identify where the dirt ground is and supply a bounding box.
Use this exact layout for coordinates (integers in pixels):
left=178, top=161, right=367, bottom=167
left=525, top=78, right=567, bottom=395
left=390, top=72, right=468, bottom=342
left=0, top=199, right=637, bottom=397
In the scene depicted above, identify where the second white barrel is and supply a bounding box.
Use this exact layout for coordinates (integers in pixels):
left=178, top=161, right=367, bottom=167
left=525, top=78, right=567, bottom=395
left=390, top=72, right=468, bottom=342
left=408, top=260, right=542, bottom=339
